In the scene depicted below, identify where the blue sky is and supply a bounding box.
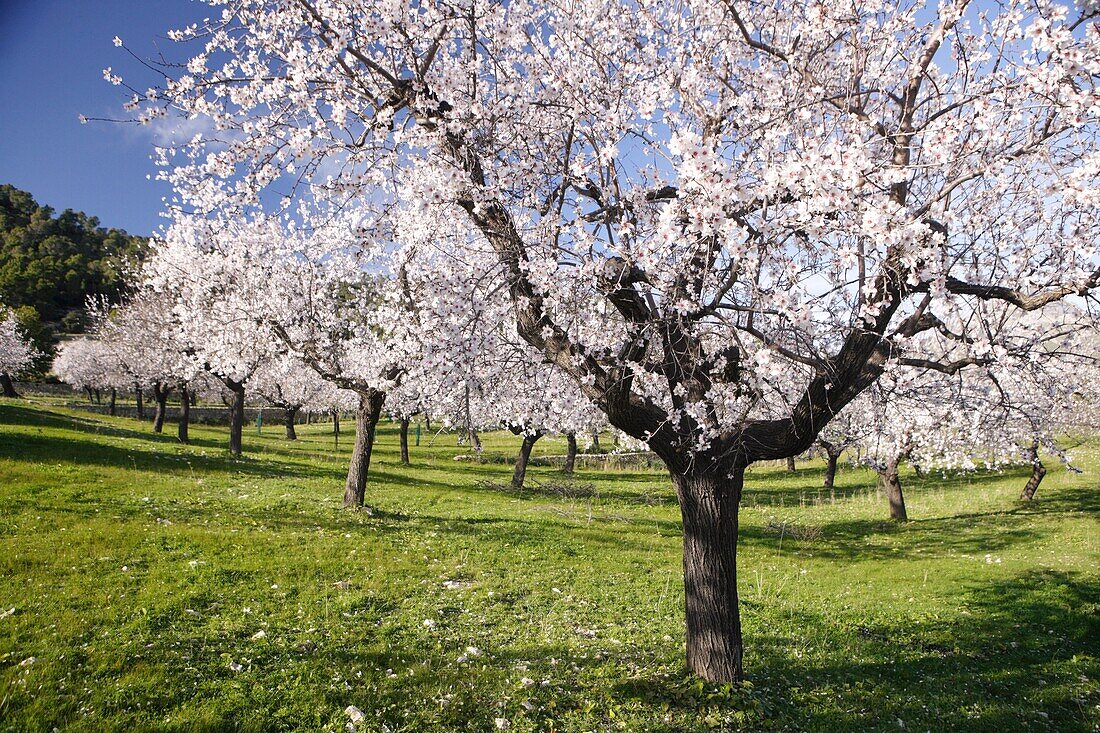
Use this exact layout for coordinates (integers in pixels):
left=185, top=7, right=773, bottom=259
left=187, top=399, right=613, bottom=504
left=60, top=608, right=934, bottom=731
left=0, top=0, right=209, bottom=237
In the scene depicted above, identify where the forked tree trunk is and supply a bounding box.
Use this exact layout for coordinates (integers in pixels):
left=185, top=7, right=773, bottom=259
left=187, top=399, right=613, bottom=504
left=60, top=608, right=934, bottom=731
left=344, top=390, right=386, bottom=509
left=178, top=387, right=190, bottom=444
left=135, top=386, right=145, bottom=420
left=786, top=455, right=796, bottom=472
left=882, top=457, right=907, bottom=521
left=284, top=406, right=299, bottom=440
left=1020, top=444, right=1046, bottom=501
left=152, top=382, right=170, bottom=433
left=399, top=417, right=411, bottom=465
left=223, top=378, right=245, bottom=457
left=563, top=432, right=578, bottom=475
left=511, top=431, right=544, bottom=489
left=84, top=385, right=94, bottom=402
left=1, top=373, right=20, bottom=398
left=108, top=388, right=117, bottom=416
left=672, top=462, right=745, bottom=683
left=93, top=388, right=102, bottom=404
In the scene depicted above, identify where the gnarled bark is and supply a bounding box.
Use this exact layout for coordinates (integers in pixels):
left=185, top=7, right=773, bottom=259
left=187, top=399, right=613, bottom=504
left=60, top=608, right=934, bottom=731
left=881, top=457, right=907, bottom=521
left=563, top=432, right=578, bottom=474
left=178, top=386, right=190, bottom=443
left=673, top=463, right=744, bottom=683
left=344, top=389, right=385, bottom=509
left=152, top=382, right=171, bottom=433
left=820, top=440, right=841, bottom=488
left=510, top=430, right=544, bottom=489
left=222, top=378, right=245, bottom=457
left=399, top=416, right=410, bottom=465
left=284, top=406, right=299, bottom=440
left=1020, top=443, right=1046, bottom=501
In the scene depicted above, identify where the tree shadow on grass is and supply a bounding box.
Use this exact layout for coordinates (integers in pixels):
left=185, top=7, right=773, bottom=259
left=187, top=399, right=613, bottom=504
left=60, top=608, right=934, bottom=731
left=734, top=507, right=1049, bottom=562
left=619, top=569, right=1099, bottom=732
left=0, top=418, right=336, bottom=486
left=0, top=402, right=239, bottom=453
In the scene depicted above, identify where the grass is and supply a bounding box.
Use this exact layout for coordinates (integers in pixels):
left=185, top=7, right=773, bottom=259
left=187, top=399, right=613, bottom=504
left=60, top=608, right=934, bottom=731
left=0, top=397, right=1097, bottom=733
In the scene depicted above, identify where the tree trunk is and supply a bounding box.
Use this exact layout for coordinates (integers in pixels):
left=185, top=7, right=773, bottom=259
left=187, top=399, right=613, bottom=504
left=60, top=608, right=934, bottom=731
left=223, top=378, right=245, bottom=457
left=135, top=386, right=145, bottom=420
left=84, top=385, right=94, bottom=402
left=108, top=388, right=117, bottom=416
left=824, top=451, right=839, bottom=488
left=284, top=406, right=299, bottom=440
left=1, top=373, right=19, bottom=398
left=343, top=390, right=386, bottom=509
left=511, top=432, right=543, bottom=490
left=399, top=416, right=411, bottom=465
left=332, top=409, right=340, bottom=435
left=470, top=429, right=483, bottom=454
left=589, top=431, right=601, bottom=453
left=94, top=388, right=102, bottom=404
left=821, top=443, right=840, bottom=488
left=882, top=457, right=907, bottom=521
left=786, top=455, right=796, bottom=472
left=563, top=432, right=578, bottom=475
left=672, top=463, right=745, bottom=683
left=178, top=387, right=190, bottom=444
left=1020, top=444, right=1046, bottom=501
left=424, top=414, right=432, bottom=433
left=152, top=382, right=170, bottom=433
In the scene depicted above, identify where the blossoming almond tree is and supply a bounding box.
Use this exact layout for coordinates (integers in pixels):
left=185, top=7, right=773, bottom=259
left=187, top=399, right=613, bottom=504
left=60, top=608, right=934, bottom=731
left=150, top=214, right=422, bottom=507
left=0, top=310, right=37, bottom=398
left=250, top=352, right=336, bottom=440
left=52, top=336, right=124, bottom=407
left=144, top=221, right=276, bottom=457
left=842, top=369, right=1020, bottom=521
left=87, top=291, right=203, bottom=435
left=397, top=222, right=605, bottom=487
left=967, top=305, right=1100, bottom=501
left=119, top=0, right=1100, bottom=682
left=840, top=300, right=1100, bottom=516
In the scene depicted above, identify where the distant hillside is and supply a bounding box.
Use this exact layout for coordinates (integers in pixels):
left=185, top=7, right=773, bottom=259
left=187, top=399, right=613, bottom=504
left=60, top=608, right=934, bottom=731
left=0, top=184, right=148, bottom=373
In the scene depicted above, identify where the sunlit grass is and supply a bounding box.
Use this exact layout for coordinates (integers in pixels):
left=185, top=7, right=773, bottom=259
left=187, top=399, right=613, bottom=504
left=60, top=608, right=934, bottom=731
left=0, top=397, right=1096, bottom=732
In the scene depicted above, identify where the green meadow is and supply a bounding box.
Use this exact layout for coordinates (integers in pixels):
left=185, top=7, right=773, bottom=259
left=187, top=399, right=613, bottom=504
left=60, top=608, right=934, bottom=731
left=0, top=397, right=1096, bottom=732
